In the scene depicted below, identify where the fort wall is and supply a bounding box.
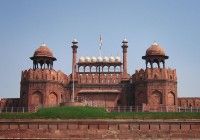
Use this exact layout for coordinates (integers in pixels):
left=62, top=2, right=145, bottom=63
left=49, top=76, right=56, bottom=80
left=179, top=98, right=200, bottom=107
left=0, top=119, right=199, bottom=139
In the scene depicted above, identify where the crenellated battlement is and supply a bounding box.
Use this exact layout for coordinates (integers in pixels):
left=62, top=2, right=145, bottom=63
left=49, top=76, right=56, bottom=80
left=21, top=69, right=69, bottom=84
left=133, top=68, right=177, bottom=81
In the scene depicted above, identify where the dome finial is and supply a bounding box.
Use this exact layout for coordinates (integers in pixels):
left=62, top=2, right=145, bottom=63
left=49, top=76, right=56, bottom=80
left=122, top=36, right=128, bottom=43
left=152, top=41, right=158, bottom=45
left=41, top=42, right=46, bottom=47
left=72, top=37, right=78, bottom=44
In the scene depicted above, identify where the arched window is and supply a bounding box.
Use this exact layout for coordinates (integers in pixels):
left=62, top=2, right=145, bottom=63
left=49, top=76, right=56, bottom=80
left=109, top=66, right=115, bottom=72
left=78, top=66, right=84, bottom=72
left=103, top=66, right=108, bottom=72
left=85, top=66, right=90, bottom=72
left=91, top=66, right=96, bottom=72
left=115, top=66, right=121, bottom=72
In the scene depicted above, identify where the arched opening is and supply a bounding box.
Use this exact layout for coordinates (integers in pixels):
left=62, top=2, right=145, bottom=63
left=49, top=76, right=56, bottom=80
left=85, top=66, right=90, bottom=72
left=46, top=60, right=50, bottom=69
left=39, top=60, right=44, bottom=69
left=32, top=91, right=43, bottom=107
left=103, top=66, right=108, bottom=72
left=147, top=62, right=151, bottom=68
left=79, top=66, right=84, bottom=72
left=91, top=66, right=96, bottom=72
left=33, top=60, right=37, bottom=69
left=109, top=66, right=115, bottom=72
left=116, top=66, right=121, bottom=72
left=152, top=62, right=158, bottom=68
left=49, top=92, right=58, bottom=106
left=168, top=92, right=175, bottom=105
left=150, top=91, right=162, bottom=106
left=161, top=59, right=165, bottom=68
left=152, top=58, right=160, bottom=68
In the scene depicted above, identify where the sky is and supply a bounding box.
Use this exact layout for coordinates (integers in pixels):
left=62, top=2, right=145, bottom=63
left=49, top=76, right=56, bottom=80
left=0, top=0, right=200, bottom=98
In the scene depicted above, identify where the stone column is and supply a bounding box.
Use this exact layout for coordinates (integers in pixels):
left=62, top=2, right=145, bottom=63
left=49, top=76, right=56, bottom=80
left=71, top=38, right=78, bottom=79
left=121, top=38, right=128, bottom=76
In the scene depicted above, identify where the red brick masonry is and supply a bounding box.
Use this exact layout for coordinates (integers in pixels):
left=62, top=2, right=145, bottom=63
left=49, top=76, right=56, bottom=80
left=0, top=119, right=200, bottom=139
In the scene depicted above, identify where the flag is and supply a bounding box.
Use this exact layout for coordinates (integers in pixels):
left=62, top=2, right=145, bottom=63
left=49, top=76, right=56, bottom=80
left=100, top=35, right=102, bottom=50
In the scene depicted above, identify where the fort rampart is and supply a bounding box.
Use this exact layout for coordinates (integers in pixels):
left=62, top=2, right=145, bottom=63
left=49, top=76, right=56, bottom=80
left=0, top=119, right=200, bottom=139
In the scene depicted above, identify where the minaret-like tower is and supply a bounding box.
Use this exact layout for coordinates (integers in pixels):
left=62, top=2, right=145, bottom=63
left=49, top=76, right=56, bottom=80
left=20, top=43, right=65, bottom=108
left=133, top=42, right=178, bottom=111
left=70, top=38, right=78, bottom=102
left=71, top=38, right=78, bottom=80
left=121, top=38, right=130, bottom=81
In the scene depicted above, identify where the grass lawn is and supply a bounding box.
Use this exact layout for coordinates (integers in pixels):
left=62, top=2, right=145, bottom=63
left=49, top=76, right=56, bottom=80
left=0, top=106, right=200, bottom=119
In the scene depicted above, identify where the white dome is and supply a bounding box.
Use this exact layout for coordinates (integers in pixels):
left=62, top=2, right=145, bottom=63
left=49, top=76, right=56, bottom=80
left=115, top=56, right=121, bottom=62
left=109, top=56, right=115, bottom=62
left=79, top=56, right=85, bottom=62
left=97, top=56, right=103, bottom=62
left=91, top=56, right=97, bottom=62
left=103, top=56, right=109, bottom=62
left=85, top=56, right=91, bottom=62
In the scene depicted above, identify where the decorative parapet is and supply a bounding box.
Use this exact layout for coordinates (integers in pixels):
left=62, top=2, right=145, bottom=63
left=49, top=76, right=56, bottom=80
left=21, top=69, right=68, bottom=84
left=133, top=68, right=177, bottom=81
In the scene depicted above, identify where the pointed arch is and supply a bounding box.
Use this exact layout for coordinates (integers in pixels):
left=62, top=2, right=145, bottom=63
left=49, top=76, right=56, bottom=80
left=32, top=91, right=43, bottom=107
left=103, top=66, right=108, bottom=72
left=48, top=92, right=58, bottom=106
left=168, top=92, right=175, bottom=105
left=150, top=90, right=162, bottom=106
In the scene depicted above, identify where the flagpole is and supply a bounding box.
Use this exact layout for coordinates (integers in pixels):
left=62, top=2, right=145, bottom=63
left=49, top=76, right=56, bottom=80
left=100, top=35, right=102, bottom=57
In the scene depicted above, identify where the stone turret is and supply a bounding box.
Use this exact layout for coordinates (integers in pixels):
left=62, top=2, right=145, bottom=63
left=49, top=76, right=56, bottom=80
left=133, top=42, right=178, bottom=111
left=20, top=44, right=67, bottom=107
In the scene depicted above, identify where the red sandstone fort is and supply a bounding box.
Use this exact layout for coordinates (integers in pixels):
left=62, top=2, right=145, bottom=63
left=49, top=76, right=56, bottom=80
left=0, top=38, right=199, bottom=111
